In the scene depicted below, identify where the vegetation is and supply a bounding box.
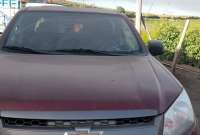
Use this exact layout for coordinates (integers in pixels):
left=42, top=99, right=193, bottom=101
left=142, top=19, right=200, bottom=68
left=157, top=22, right=180, bottom=61
left=51, top=0, right=96, bottom=8
left=142, top=18, right=200, bottom=42
left=116, top=6, right=126, bottom=14
left=116, top=7, right=136, bottom=18
left=184, top=30, right=200, bottom=67
left=52, top=1, right=136, bottom=18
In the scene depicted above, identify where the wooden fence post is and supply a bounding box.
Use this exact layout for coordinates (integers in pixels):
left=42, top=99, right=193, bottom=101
left=172, top=19, right=190, bottom=73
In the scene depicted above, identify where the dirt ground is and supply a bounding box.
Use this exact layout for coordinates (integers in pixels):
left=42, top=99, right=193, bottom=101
left=173, top=68, right=200, bottom=124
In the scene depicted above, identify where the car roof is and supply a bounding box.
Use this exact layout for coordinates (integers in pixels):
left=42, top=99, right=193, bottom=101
left=22, top=6, right=121, bottom=15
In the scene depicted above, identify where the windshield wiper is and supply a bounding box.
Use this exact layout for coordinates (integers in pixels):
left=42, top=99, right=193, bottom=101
left=2, top=46, right=49, bottom=54
left=53, top=49, right=121, bottom=56
left=2, top=47, right=137, bottom=55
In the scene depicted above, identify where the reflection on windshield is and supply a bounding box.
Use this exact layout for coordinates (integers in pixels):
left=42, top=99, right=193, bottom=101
left=5, top=12, right=141, bottom=55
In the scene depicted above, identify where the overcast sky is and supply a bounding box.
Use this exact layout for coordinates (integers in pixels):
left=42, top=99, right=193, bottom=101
left=71, top=0, right=200, bottom=17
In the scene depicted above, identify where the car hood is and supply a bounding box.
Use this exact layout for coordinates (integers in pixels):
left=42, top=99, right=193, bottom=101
left=0, top=54, right=182, bottom=115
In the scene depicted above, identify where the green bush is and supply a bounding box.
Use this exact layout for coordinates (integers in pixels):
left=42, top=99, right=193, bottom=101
left=141, top=31, right=149, bottom=43
left=116, top=6, right=126, bottom=14
left=157, top=23, right=180, bottom=61
left=151, top=22, right=200, bottom=68
left=184, top=30, right=200, bottom=68
left=125, top=12, right=136, bottom=18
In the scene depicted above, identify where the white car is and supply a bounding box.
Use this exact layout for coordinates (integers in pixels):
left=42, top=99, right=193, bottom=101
left=25, top=3, right=62, bottom=7
left=0, top=11, right=10, bottom=33
left=25, top=0, right=62, bottom=7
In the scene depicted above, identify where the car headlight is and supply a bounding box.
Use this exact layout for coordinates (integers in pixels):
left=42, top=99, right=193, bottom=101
left=163, top=89, right=195, bottom=135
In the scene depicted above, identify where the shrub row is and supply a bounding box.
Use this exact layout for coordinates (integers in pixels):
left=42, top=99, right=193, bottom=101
left=184, top=30, right=200, bottom=67
left=143, top=22, right=200, bottom=68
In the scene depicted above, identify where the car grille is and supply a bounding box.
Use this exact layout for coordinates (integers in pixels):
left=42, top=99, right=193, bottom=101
left=2, top=116, right=154, bottom=128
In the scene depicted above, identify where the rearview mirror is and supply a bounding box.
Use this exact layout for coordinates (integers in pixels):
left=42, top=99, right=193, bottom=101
left=148, top=40, right=164, bottom=56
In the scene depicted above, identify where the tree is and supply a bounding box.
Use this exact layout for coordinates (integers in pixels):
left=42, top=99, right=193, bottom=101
left=125, top=11, right=136, bottom=18
left=116, top=6, right=126, bottom=14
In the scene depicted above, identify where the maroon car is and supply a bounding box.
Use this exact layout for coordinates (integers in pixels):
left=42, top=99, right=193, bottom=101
left=0, top=6, right=199, bottom=135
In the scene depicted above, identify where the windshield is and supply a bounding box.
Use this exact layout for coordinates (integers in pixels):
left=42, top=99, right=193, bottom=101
left=4, top=12, right=142, bottom=55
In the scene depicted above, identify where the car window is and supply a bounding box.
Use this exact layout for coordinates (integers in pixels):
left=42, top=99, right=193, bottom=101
left=4, top=12, right=142, bottom=54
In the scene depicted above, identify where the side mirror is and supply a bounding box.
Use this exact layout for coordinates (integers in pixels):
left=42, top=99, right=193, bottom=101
left=148, top=40, right=164, bottom=56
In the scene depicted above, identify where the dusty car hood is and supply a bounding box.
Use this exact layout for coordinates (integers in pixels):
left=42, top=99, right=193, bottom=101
left=0, top=54, right=182, bottom=114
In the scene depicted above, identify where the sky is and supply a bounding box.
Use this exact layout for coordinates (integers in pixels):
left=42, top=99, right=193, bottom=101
left=70, top=0, right=200, bottom=17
